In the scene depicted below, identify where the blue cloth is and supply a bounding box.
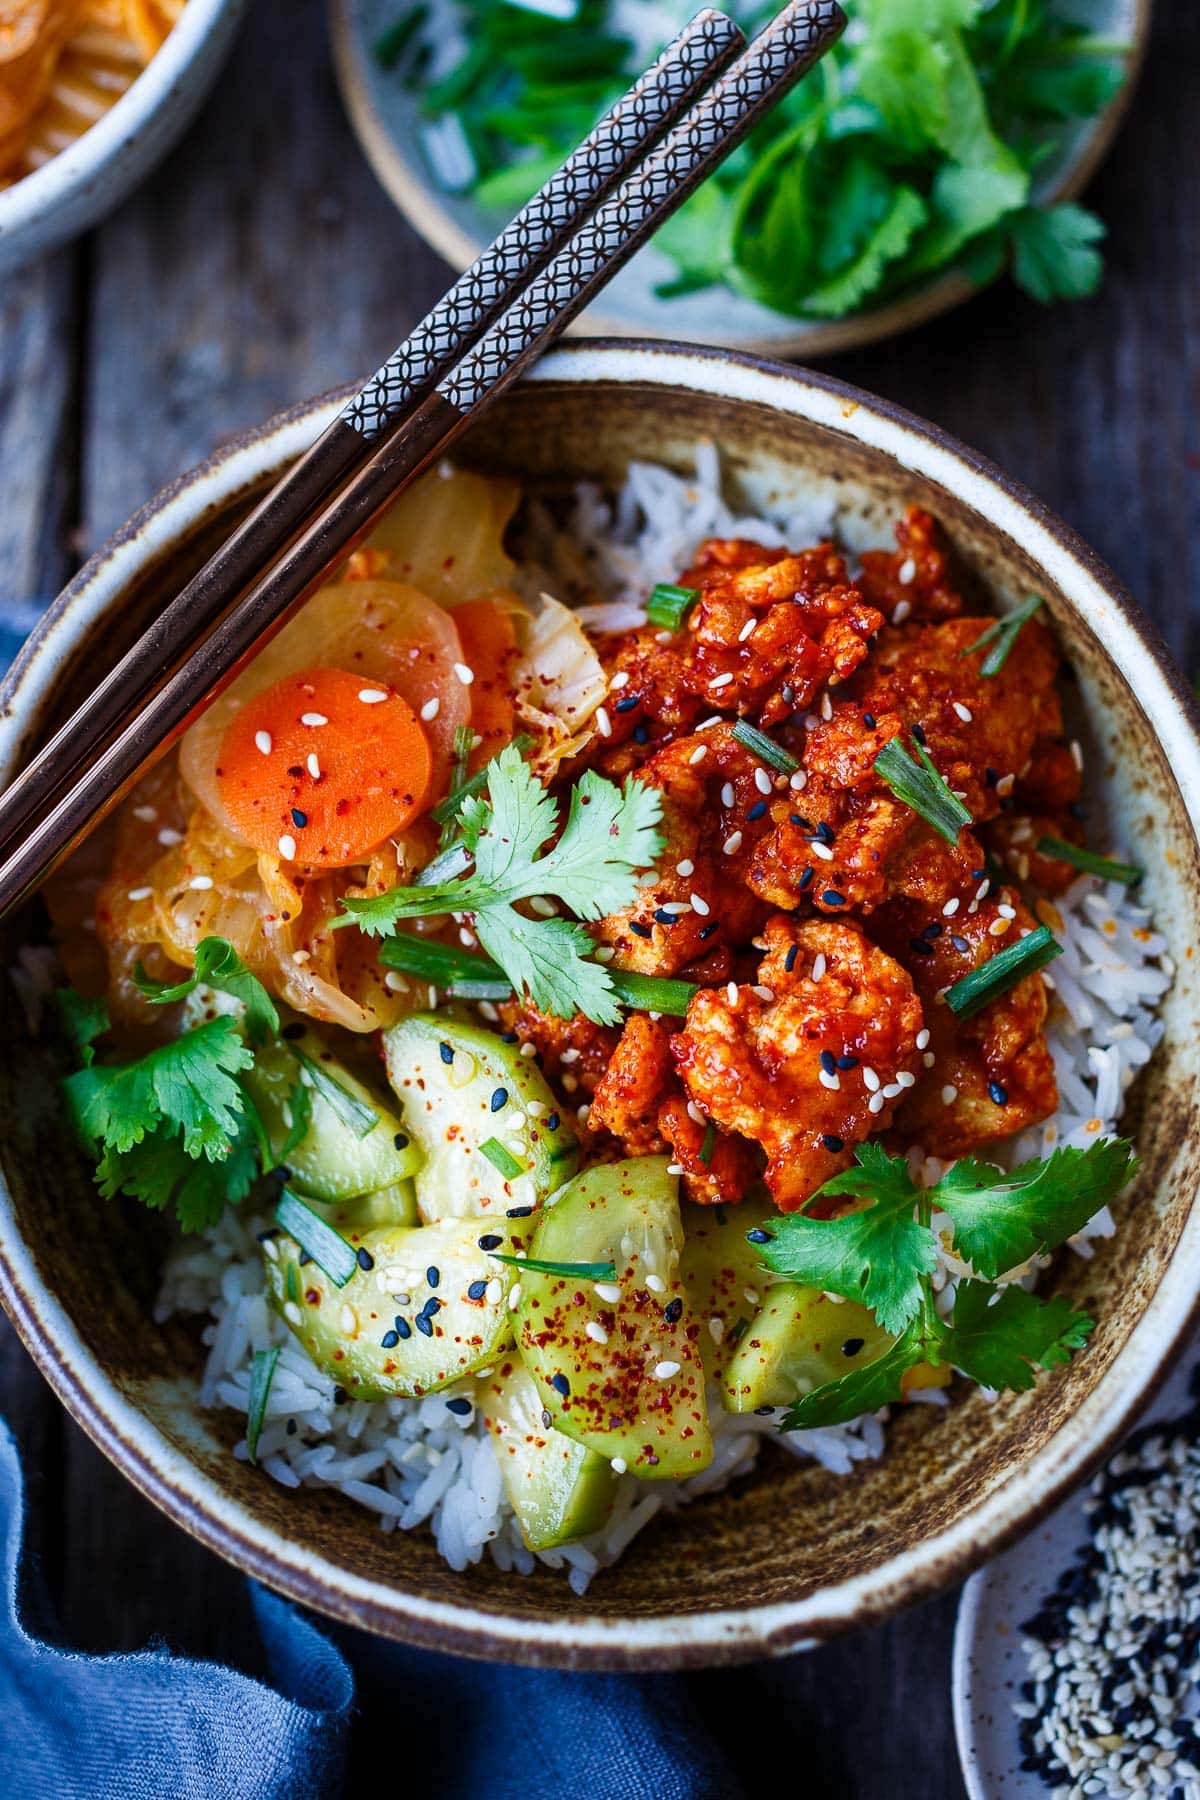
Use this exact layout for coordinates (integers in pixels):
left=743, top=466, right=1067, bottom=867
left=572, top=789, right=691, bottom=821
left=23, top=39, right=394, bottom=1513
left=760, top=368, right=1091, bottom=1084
left=0, top=1420, right=742, bottom=1799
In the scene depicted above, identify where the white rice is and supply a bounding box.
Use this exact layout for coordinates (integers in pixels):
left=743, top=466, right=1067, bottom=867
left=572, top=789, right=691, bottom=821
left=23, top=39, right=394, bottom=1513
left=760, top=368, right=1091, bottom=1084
left=157, top=448, right=1171, bottom=1586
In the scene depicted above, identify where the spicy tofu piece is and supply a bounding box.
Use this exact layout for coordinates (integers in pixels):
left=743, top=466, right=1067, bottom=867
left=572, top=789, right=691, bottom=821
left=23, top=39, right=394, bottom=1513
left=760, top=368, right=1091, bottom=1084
left=856, top=507, right=964, bottom=623
left=670, top=916, right=924, bottom=1213
left=494, top=1002, right=620, bottom=1101
left=875, top=889, right=1057, bottom=1156
left=594, top=725, right=771, bottom=976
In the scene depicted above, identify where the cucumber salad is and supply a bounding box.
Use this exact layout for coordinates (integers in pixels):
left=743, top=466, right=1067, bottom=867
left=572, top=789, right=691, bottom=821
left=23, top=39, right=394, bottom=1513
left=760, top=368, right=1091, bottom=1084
left=42, top=453, right=1169, bottom=1583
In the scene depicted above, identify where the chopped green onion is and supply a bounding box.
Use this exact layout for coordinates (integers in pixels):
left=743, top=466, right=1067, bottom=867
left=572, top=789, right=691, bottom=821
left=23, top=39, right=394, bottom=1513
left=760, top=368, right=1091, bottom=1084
left=439, top=725, right=477, bottom=848
left=379, top=935, right=513, bottom=999
left=285, top=1259, right=300, bottom=1304
left=698, top=1120, right=717, bottom=1166
left=873, top=736, right=972, bottom=845
left=246, top=1346, right=280, bottom=1464
left=414, top=841, right=473, bottom=885
left=731, top=720, right=799, bottom=773
left=607, top=969, right=697, bottom=1017
left=373, top=4, right=428, bottom=69
left=1036, top=837, right=1142, bottom=886
left=275, top=1189, right=359, bottom=1288
left=944, top=924, right=1063, bottom=1019
left=961, top=594, right=1044, bottom=676
left=487, top=1252, right=617, bottom=1280
left=293, top=1048, right=378, bottom=1140
left=645, top=583, right=699, bottom=631
left=431, top=732, right=534, bottom=826
left=480, top=1138, right=526, bottom=1180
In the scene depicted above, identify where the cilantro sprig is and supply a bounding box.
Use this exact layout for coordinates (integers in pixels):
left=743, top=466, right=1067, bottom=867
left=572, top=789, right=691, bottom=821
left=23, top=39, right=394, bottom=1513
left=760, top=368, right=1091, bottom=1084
left=755, top=1138, right=1135, bottom=1428
left=398, top=0, right=1127, bottom=323
left=338, top=743, right=665, bottom=1025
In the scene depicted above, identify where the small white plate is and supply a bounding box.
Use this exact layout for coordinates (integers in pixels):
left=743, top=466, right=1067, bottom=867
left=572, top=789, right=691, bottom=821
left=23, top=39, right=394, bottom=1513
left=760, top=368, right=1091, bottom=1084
left=328, top=0, right=1150, bottom=358
left=953, top=1333, right=1200, bottom=1800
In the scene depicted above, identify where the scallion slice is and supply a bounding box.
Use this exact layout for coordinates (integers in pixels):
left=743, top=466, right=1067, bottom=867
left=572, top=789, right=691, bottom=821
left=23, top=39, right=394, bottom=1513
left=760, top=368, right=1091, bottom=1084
left=293, top=1048, right=378, bottom=1140
left=944, top=924, right=1063, bottom=1019
left=698, top=1120, right=717, bottom=1166
left=488, top=1252, right=617, bottom=1280
left=731, top=720, right=799, bottom=773
left=480, top=1138, right=526, bottom=1180
left=961, top=594, right=1044, bottom=676
left=379, top=935, right=513, bottom=999
left=246, top=1346, right=280, bottom=1464
left=1036, top=837, right=1142, bottom=886
left=274, top=1189, right=359, bottom=1287
left=873, top=736, right=972, bottom=845
left=645, top=583, right=699, bottom=631
left=439, top=725, right=476, bottom=848
left=431, top=732, right=534, bottom=826
left=607, top=969, right=697, bottom=1017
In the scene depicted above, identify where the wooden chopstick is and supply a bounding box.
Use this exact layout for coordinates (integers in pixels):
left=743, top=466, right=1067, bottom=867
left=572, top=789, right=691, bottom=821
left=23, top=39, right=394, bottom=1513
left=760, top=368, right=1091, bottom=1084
left=0, top=0, right=845, bottom=920
left=0, top=7, right=745, bottom=864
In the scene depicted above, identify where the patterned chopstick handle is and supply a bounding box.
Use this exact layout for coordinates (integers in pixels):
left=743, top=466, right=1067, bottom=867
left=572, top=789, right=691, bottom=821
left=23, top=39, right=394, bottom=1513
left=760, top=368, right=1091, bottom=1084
left=342, top=8, right=744, bottom=440
left=438, top=0, right=845, bottom=417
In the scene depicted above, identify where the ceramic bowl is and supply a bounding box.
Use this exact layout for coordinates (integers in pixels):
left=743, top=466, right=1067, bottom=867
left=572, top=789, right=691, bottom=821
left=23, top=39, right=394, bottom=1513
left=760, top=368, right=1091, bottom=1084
left=2, top=341, right=1199, bottom=1669
left=0, top=0, right=245, bottom=275
left=327, top=0, right=1151, bottom=358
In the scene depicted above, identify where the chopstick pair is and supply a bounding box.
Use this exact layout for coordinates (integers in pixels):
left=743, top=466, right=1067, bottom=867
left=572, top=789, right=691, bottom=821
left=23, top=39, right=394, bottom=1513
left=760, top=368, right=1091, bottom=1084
left=0, top=1, right=846, bottom=919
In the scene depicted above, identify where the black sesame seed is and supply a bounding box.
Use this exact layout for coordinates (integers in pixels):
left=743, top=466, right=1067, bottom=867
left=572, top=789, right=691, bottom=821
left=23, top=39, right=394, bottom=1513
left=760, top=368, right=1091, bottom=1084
left=951, top=934, right=971, bottom=954
left=754, top=1405, right=774, bottom=1417
left=815, top=821, right=834, bottom=845
left=747, top=800, right=767, bottom=821
left=789, top=813, right=812, bottom=828
left=501, top=1031, right=518, bottom=1043
left=823, top=1134, right=844, bottom=1153
left=822, top=889, right=846, bottom=907
left=922, top=921, right=943, bottom=940
left=820, top=1049, right=837, bottom=1074
left=653, top=907, right=679, bottom=926
left=863, top=713, right=877, bottom=730
left=970, top=867, right=987, bottom=880
left=281, top=1022, right=305, bottom=1040
left=551, top=1372, right=570, bottom=1398
left=415, top=1315, right=433, bottom=1337
left=781, top=683, right=796, bottom=704
left=989, top=1081, right=1009, bottom=1105
left=467, top=1279, right=488, bottom=1300
left=798, top=868, right=814, bottom=892
left=629, top=921, right=653, bottom=939
left=422, top=1296, right=443, bottom=1317
left=506, top=1205, right=533, bottom=1218
left=393, top=1131, right=409, bottom=1151
left=291, top=808, right=308, bottom=829
left=698, top=922, right=719, bottom=940
left=438, top=1041, right=454, bottom=1064
left=985, top=767, right=999, bottom=787
left=664, top=1298, right=683, bottom=1324
left=286, top=1418, right=297, bottom=1435
left=298, top=1251, right=312, bottom=1267
left=381, top=1330, right=399, bottom=1349
left=478, top=1233, right=502, bottom=1250
left=541, top=1410, right=553, bottom=1430
left=614, top=695, right=640, bottom=713
left=837, top=1054, right=859, bottom=1070
left=356, top=1246, right=375, bottom=1271
left=333, top=1386, right=348, bottom=1405
left=842, top=1337, right=865, bottom=1357
left=747, top=1228, right=771, bottom=1244
left=546, top=1112, right=560, bottom=1131
left=784, top=944, right=798, bottom=972
left=395, top=1317, right=412, bottom=1340
left=446, top=1397, right=473, bottom=1416
left=490, top=1086, right=508, bottom=1112
left=426, top=1265, right=440, bottom=1288
left=912, top=722, right=927, bottom=746
left=633, top=722, right=649, bottom=744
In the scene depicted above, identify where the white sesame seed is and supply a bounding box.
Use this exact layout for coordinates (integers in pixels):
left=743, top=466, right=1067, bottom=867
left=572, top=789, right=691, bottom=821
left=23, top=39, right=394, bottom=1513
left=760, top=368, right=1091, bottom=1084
left=132, top=804, right=157, bottom=822
left=593, top=1282, right=621, bottom=1303
left=127, top=886, right=153, bottom=902
left=998, top=902, right=1017, bottom=919
left=306, top=752, right=321, bottom=780
left=916, top=1028, right=930, bottom=1049
left=738, top=617, right=757, bottom=642
left=868, top=1090, right=887, bottom=1114
left=384, top=970, right=405, bottom=992
left=754, top=767, right=772, bottom=795
left=420, top=697, right=440, bottom=722
left=688, top=745, right=708, bottom=765
left=723, top=831, right=743, bottom=855
left=593, top=946, right=615, bottom=964
left=300, top=712, right=327, bottom=727
left=653, top=1360, right=681, bottom=1380
left=586, top=1321, right=609, bottom=1345
left=686, top=1101, right=705, bottom=1125
left=486, top=1278, right=503, bottom=1306
left=255, top=730, right=273, bottom=755
left=923, top=1051, right=936, bottom=1068
left=283, top=1302, right=303, bottom=1326
left=262, top=1237, right=279, bottom=1262
left=862, top=1066, right=880, bottom=1092
left=508, top=1284, right=522, bottom=1311
left=697, top=715, right=723, bottom=730
left=690, top=893, right=710, bottom=916
left=1070, top=738, right=1084, bottom=771
left=820, top=692, right=833, bottom=721
left=811, top=840, right=834, bottom=861
left=596, top=706, right=612, bottom=738
left=188, top=875, right=214, bottom=891
left=726, top=982, right=739, bottom=1004
left=453, top=663, right=475, bottom=686
left=811, top=953, right=827, bottom=980
left=752, top=985, right=775, bottom=1002
left=609, top=670, right=630, bottom=689
left=292, top=949, right=311, bottom=965
left=157, top=827, right=183, bottom=847
left=666, top=1163, right=684, bottom=1175
left=996, top=772, right=1016, bottom=797
left=989, top=916, right=1013, bottom=936
left=520, top=1041, right=538, bottom=1057
left=358, top=687, right=389, bottom=704
left=721, top=782, right=736, bottom=808
left=675, top=858, right=695, bottom=877
left=790, top=769, right=808, bottom=791
left=897, top=1070, right=916, bottom=1089
left=709, top=672, right=734, bottom=690
left=277, top=834, right=296, bottom=861
left=943, top=897, right=960, bottom=916
left=339, top=1305, right=358, bottom=1335
left=819, top=1070, right=841, bottom=1091
left=708, top=1316, right=725, bottom=1344
left=611, top=1457, right=627, bottom=1474
left=941, top=1084, right=958, bottom=1105
left=645, top=1274, right=666, bottom=1294
left=892, top=599, right=913, bottom=624
left=529, top=896, right=558, bottom=917
left=898, top=558, right=917, bottom=585
left=952, top=701, right=973, bottom=722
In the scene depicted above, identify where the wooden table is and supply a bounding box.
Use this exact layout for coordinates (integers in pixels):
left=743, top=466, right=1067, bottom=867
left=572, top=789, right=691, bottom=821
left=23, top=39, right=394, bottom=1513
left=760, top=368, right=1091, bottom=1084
left=0, top=2, right=1195, bottom=1792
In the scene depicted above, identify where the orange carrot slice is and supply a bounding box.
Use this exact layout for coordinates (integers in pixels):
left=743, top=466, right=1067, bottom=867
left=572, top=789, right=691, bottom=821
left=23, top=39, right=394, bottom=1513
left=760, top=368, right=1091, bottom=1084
left=216, top=666, right=432, bottom=869
left=453, top=598, right=518, bottom=769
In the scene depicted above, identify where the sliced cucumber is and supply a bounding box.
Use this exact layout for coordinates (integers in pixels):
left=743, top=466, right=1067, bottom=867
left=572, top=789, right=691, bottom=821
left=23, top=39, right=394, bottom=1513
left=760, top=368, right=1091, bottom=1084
left=244, top=1027, right=422, bottom=1203
left=382, top=1014, right=579, bottom=1222
left=477, top=1358, right=617, bottom=1551
left=264, top=1214, right=531, bottom=1399
left=721, top=1283, right=893, bottom=1413
left=515, top=1155, right=712, bottom=1481
left=316, top=1181, right=419, bottom=1233
left=680, top=1199, right=778, bottom=1379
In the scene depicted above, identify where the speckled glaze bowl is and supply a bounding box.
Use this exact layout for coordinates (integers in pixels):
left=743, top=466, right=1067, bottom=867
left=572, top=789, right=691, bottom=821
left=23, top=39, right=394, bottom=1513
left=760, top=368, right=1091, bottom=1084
left=2, top=342, right=1199, bottom=1669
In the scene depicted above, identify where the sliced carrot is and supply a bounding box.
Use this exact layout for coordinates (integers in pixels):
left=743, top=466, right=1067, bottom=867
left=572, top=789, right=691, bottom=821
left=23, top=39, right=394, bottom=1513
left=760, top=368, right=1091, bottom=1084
left=216, top=666, right=432, bottom=870
left=452, top=598, right=519, bottom=770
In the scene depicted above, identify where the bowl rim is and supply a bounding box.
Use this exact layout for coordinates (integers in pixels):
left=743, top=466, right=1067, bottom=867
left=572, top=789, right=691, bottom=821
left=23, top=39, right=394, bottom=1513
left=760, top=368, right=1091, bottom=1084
left=325, top=0, right=1153, bottom=359
left=2, top=337, right=1200, bottom=1668
left=0, top=0, right=242, bottom=244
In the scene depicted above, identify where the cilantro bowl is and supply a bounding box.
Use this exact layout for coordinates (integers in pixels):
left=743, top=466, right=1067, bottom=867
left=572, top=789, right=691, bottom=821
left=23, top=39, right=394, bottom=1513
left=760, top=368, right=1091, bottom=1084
left=2, top=340, right=1200, bottom=1668
left=328, top=0, right=1151, bottom=357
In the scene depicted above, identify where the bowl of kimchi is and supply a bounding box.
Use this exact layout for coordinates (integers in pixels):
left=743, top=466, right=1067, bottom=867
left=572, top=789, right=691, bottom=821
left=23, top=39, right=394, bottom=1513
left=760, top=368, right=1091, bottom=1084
left=1, top=340, right=1199, bottom=1668
left=0, top=0, right=244, bottom=274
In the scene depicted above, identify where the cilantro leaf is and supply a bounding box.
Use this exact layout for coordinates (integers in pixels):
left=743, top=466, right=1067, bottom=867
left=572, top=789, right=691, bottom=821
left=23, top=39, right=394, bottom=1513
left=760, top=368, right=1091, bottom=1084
left=931, top=1138, right=1137, bottom=1278
left=780, top=1317, right=931, bottom=1430
left=801, top=184, right=928, bottom=317
left=756, top=1143, right=937, bottom=1334
left=55, top=989, right=110, bottom=1066
left=96, top=1107, right=260, bottom=1233
left=943, top=1280, right=1093, bottom=1391
left=133, top=936, right=280, bottom=1046
left=65, top=1018, right=253, bottom=1159
left=523, top=769, right=664, bottom=919
left=1007, top=203, right=1106, bottom=303
left=472, top=907, right=625, bottom=1026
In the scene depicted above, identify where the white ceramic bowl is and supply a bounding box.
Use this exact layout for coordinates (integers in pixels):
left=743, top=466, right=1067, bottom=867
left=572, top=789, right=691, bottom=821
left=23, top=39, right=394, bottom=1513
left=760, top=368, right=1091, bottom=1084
left=0, top=0, right=246, bottom=274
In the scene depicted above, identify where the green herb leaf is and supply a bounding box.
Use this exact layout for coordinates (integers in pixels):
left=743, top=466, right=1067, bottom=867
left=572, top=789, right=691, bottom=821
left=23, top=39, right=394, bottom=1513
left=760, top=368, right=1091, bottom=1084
left=943, top=1280, right=1093, bottom=1391
left=94, top=1102, right=260, bottom=1234
left=607, top=969, right=696, bottom=1017
left=944, top=923, right=1062, bottom=1018
left=66, top=1017, right=253, bottom=1159
left=1036, top=838, right=1142, bottom=887
left=55, top=989, right=110, bottom=1065
left=779, top=1318, right=930, bottom=1430
left=275, top=1189, right=359, bottom=1287
left=698, top=1120, right=718, bottom=1167
left=133, top=936, right=280, bottom=1046
left=873, top=735, right=972, bottom=844
left=931, top=1138, right=1137, bottom=1278
left=487, top=1252, right=617, bottom=1280
left=757, top=1143, right=937, bottom=1335
left=961, top=593, right=1044, bottom=674
left=246, top=1346, right=281, bottom=1464
left=1008, top=203, right=1105, bottom=304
